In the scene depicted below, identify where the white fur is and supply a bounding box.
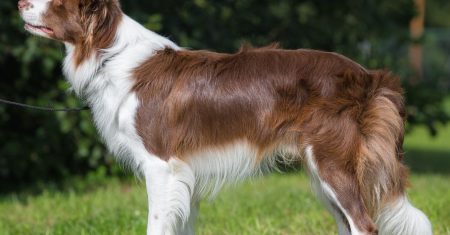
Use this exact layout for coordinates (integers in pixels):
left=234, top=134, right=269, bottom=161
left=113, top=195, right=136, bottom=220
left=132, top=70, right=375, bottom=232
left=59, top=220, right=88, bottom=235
left=187, top=141, right=262, bottom=199
left=187, top=141, right=300, bottom=199
left=63, top=15, right=178, bottom=171
left=19, top=0, right=51, bottom=24
left=19, top=0, right=53, bottom=38
left=62, top=15, right=187, bottom=234
left=182, top=201, right=199, bottom=235
left=305, top=146, right=365, bottom=235
left=376, top=197, right=432, bottom=235
left=144, top=158, right=196, bottom=235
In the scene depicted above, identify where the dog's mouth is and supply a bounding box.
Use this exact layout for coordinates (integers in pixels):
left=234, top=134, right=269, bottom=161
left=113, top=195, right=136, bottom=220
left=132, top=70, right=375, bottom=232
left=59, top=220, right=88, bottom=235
left=24, top=23, right=54, bottom=35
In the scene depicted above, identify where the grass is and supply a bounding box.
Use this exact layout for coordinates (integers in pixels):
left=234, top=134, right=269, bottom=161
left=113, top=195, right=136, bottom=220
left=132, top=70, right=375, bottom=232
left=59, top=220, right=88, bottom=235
left=1, top=124, right=449, bottom=235
left=404, top=123, right=450, bottom=174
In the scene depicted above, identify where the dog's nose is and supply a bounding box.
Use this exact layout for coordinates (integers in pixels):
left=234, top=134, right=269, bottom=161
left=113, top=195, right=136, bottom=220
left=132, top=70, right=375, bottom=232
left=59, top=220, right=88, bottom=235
left=18, top=0, right=31, bottom=10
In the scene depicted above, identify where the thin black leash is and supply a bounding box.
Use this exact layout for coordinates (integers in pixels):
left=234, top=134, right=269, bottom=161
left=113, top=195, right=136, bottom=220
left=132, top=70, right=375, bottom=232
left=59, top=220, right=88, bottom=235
left=0, top=98, right=89, bottom=112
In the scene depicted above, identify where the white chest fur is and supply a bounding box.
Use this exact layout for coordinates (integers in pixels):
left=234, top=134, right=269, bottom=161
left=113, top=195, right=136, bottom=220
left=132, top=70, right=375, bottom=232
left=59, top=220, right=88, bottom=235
left=62, top=15, right=179, bottom=171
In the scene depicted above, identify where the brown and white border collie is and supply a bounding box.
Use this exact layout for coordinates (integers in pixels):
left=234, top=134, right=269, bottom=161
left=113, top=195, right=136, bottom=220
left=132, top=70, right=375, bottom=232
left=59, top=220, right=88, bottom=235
left=19, top=0, right=432, bottom=234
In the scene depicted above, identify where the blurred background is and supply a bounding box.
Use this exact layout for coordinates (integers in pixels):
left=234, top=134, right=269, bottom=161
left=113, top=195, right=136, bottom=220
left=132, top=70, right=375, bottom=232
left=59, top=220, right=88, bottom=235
left=0, top=0, right=449, bottom=234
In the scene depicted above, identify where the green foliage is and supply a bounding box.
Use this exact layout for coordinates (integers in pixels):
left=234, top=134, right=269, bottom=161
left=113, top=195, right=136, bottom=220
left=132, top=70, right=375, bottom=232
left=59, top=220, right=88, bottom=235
left=405, top=30, right=450, bottom=135
left=0, top=0, right=449, bottom=188
left=426, top=0, right=450, bottom=28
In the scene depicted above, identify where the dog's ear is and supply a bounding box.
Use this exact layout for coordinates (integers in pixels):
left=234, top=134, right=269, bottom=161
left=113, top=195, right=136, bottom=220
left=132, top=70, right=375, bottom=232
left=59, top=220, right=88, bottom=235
left=79, top=0, right=120, bottom=22
left=80, top=0, right=119, bottom=13
left=78, top=0, right=121, bottom=43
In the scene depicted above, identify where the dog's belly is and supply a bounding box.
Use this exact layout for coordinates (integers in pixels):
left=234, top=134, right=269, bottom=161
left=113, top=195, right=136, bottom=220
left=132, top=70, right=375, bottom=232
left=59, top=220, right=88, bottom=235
left=182, top=140, right=299, bottom=198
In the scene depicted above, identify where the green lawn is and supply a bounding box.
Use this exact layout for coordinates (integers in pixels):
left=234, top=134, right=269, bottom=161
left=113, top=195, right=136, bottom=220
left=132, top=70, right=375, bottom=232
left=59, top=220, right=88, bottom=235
left=1, top=125, right=449, bottom=235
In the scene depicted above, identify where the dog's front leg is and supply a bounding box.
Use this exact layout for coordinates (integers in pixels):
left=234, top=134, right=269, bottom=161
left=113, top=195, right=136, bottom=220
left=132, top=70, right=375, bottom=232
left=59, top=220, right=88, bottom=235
left=177, top=201, right=199, bottom=235
left=144, top=158, right=196, bottom=235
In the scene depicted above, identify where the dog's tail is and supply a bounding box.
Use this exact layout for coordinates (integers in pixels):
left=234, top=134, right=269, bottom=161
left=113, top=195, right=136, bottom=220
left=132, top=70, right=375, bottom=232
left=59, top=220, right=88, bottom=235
left=356, top=71, right=432, bottom=235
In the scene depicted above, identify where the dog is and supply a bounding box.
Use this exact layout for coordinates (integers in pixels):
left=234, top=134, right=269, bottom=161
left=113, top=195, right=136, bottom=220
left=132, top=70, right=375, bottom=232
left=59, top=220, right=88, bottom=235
left=19, top=0, right=432, bottom=234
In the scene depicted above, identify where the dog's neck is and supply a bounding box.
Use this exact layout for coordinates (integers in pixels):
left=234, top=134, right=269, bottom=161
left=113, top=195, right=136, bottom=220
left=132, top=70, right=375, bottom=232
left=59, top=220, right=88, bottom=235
left=62, top=14, right=179, bottom=98
left=60, top=14, right=180, bottom=161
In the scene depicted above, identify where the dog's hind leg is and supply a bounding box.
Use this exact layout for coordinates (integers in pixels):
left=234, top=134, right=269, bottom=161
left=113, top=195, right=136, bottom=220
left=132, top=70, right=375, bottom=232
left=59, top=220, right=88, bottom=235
left=305, top=146, right=377, bottom=235
left=143, top=158, right=196, bottom=235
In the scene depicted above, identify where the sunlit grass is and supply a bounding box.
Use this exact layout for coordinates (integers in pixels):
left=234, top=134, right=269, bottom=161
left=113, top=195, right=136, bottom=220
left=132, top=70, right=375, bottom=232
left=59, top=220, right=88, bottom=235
left=404, top=124, right=450, bottom=174
left=405, top=124, right=450, bottom=151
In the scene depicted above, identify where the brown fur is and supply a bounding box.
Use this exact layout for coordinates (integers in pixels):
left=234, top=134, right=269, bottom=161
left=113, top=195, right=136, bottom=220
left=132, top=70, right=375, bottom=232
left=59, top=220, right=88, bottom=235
left=43, top=0, right=122, bottom=65
left=133, top=46, right=408, bottom=234
left=20, top=1, right=418, bottom=232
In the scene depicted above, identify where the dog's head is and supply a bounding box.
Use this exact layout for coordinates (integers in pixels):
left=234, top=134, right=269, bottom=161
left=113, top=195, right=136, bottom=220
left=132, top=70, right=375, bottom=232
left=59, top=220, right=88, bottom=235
left=18, top=0, right=122, bottom=58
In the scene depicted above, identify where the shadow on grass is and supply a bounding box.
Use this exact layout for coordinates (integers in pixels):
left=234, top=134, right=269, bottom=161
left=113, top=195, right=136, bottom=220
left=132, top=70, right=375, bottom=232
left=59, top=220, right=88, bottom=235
left=404, top=148, right=450, bottom=174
